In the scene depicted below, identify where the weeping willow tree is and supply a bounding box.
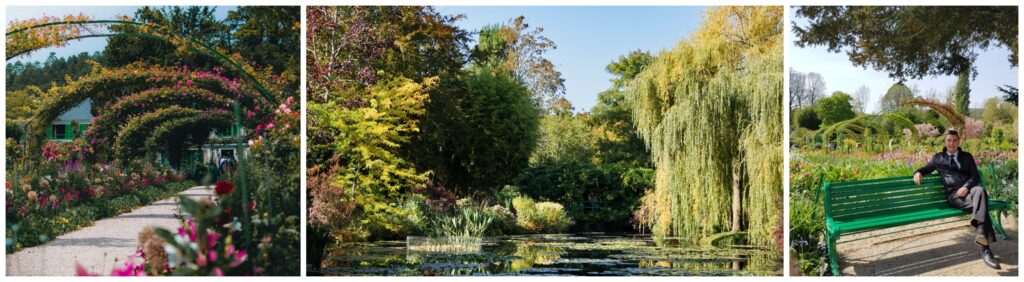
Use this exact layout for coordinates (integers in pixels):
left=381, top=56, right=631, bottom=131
left=627, top=7, right=783, bottom=249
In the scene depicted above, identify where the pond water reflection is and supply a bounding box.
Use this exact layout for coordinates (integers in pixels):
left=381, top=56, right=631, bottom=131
left=315, top=233, right=781, bottom=276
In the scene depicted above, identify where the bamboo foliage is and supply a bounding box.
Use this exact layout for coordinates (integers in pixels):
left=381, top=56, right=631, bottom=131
left=627, top=7, right=782, bottom=248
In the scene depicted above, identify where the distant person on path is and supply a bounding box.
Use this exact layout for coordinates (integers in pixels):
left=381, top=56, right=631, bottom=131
left=913, top=130, right=1000, bottom=269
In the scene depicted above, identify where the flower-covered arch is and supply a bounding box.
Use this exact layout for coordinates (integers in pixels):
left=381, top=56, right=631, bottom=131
left=7, top=15, right=283, bottom=165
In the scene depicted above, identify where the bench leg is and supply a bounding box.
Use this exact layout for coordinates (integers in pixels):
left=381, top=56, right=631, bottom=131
left=991, top=208, right=1009, bottom=240
left=827, top=231, right=840, bottom=276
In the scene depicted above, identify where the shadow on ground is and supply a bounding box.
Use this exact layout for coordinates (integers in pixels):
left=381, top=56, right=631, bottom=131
left=837, top=215, right=1018, bottom=276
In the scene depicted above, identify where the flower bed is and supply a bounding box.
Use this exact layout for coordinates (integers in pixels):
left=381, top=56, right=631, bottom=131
left=6, top=141, right=192, bottom=253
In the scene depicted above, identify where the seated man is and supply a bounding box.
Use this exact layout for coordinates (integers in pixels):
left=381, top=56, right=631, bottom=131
left=913, top=130, right=999, bottom=269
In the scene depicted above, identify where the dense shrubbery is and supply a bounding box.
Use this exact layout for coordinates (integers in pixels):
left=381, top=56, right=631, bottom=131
left=515, top=162, right=652, bottom=232
left=512, top=196, right=573, bottom=234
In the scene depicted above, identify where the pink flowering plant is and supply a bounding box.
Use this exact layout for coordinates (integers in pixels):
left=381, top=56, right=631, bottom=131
left=6, top=157, right=189, bottom=253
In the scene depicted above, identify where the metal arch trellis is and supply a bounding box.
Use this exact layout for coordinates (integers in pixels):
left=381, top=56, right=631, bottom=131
left=5, top=18, right=279, bottom=252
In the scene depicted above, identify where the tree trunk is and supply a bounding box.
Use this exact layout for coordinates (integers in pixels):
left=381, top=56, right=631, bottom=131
left=731, top=158, right=743, bottom=232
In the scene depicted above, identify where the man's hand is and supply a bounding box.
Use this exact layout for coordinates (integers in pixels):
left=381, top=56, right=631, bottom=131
left=956, top=187, right=969, bottom=198
left=913, top=172, right=922, bottom=185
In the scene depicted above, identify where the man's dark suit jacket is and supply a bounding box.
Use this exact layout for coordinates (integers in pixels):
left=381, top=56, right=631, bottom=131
left=915, top=147, right=981, bottom=196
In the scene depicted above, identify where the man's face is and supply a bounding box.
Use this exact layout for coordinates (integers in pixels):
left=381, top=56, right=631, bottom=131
left=945, top=134, right=960, bottom=152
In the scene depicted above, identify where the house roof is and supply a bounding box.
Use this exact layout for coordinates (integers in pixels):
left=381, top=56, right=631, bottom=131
left=53, top=99, right=93, bottom=124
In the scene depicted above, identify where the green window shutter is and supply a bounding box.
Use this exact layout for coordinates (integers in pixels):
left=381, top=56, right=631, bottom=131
left=47, top=125, right=53, bottom=139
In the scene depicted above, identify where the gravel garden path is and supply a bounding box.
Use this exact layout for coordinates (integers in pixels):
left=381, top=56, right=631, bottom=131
left=6, top=185, right=214, bottom=276
left=834, top=215, right=1018, bottom=276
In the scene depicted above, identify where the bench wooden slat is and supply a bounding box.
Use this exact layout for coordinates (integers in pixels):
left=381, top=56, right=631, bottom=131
left=828, top=174, right=940, bottom=186
left=830, top=186, right=944, bottom=205
left=832, top=195, right=948, bottom=216
left=830, top=178, right=942, bottom=194
left=833, top=200, right=950, bottom=221
left=833, top=207, right=966, bottom=233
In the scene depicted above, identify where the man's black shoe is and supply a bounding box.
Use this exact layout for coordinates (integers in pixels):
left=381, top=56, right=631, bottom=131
left=975, top=225, right=989, bottom=246
left=980, top=246, right=1000, bottom=269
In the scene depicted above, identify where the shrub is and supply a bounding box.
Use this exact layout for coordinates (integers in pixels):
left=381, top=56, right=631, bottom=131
left=512, top=196, right=572, bottom=233
left=483, top=204, right=517, bottom=235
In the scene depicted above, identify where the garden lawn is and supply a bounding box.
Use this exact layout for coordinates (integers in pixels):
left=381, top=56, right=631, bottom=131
left=6, top=184, right=212, bottom=276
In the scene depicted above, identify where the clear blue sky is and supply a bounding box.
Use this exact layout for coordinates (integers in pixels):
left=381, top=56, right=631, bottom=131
left=788, top=8, right=1019, bottom=113
left=6, top=6, right=234, bottom=63
left=436, top=6, right=706, bottom=112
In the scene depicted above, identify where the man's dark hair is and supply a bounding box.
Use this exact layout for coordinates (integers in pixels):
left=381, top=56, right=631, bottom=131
left=946, top=130, right=959, bottom=137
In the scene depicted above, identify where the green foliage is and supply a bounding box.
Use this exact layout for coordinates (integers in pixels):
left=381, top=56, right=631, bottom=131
left=590, top=50, right=653, bottom=167
left=103, top=6, right=230, bottom=69
left=626, top=7, right=783, bottom=248
left=5, top=86, right=43, bottom=121
left=511, top=196, right=573, bottom=234
left=815, top=91, right=856, bottom=126
left=793, top=6, right=1018, bottom=80
left=530, top=113, right=597, bottom=165
left=952, top=71, right=971, bottom=116
left=455, top=68, right=541, bottom=194
left=224, top=6, right=301, bottom=85
left=5, top=52, right=102, bottom=91
left=793, top=107, right=821, bottom=130
left=981, top=97, right=1017, bottom=125
left=515, top=162, right=652, bottom=232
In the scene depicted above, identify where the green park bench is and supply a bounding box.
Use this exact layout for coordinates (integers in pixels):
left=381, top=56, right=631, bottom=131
left=822, top=172, right=1010, bottom=276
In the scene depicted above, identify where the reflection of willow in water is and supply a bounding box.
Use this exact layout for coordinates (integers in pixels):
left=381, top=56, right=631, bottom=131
left=635, top=251, right=778, bottom=275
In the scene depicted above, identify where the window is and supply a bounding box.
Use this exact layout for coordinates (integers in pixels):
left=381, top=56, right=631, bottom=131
left=50, top=124, right=69, bottom=140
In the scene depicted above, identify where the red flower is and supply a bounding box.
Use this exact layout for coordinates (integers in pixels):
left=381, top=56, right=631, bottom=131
left=214, top=181, right=234, bottom=196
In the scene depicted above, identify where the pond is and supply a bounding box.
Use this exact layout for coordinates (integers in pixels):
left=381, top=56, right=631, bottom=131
left=313, top=233, right=781, bottom=276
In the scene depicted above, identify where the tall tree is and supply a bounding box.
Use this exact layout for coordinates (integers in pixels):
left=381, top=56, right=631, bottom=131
left=794, top=6, right=1018, bottom=81
left=805, top=72, right=826, bottom=106
left=453, top=67, right=541, bottom=195
left=627, top=6, right=782, bottom=249
left=952, top=71, right=972, bottom=116
left=103, top=6, right=230, bottom=69
left=590, top=50, right=653, bottom=167
left=306, top=6, right=468, bottom=103
left=998, top=85, right=1018, bottom=105
left=853, top=85, right=871, bottom=113
left=224, top=6, right=301, bottom=86
left=789, top=69, right=807, bottom=110
left=470, top=17, right=566, bottom=111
